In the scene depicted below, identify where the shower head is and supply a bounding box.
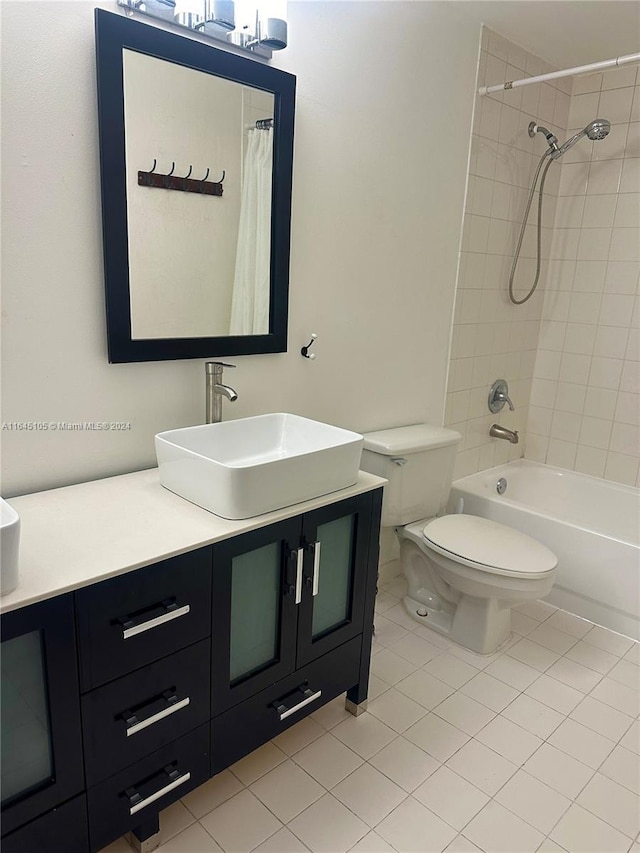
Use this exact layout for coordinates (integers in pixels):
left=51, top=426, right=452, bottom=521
left=585, top=118, right=611, bottom=140
left=551, top=118, right=611, bottom=159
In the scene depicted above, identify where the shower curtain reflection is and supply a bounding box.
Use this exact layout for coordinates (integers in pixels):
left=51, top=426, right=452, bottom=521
left=229, top=128, right=273, bottom=334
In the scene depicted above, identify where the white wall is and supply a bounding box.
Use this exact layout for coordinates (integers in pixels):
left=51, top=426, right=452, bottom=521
left=1, top=0, right=483, bottom=497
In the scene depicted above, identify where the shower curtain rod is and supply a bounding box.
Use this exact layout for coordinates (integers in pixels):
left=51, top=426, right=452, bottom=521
left=478, top=51, right=640, bottom=95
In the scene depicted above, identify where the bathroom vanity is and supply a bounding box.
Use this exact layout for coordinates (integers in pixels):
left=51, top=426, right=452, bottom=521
left=0, top=469, right=384, bottom=852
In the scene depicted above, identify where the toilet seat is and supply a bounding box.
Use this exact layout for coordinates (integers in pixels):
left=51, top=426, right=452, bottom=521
left=422, top=514, right=558, bottom=579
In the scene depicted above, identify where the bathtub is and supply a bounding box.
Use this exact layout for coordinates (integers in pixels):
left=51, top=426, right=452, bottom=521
left=449, top=460, right=640, bottom=640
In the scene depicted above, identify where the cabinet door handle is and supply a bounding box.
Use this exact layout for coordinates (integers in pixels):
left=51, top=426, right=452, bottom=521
left=124, top=695, right=191, bottom=738
left=273, top=687, right=323, bottom=721
left=120, top=602, right=191, bottom=639
left=294, top=547, right=304, bottom=605
left=311, top=540, right=321, bottom=597
left=127, top=769, right=191, bottom=816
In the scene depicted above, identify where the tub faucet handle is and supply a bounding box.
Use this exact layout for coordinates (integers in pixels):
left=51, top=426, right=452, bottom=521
left=488, top=379, right=515, bottom=413
left=497, top=390, right=515, bottom=411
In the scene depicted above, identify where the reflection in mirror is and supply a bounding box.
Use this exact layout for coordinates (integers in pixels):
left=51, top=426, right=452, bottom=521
left=95, top=9, right=295, bottom=363
left=123, top=50, right=275, bottom=339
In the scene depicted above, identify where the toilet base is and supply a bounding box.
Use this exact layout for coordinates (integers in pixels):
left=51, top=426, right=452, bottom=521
left=403, top=593, right=511, bottom=655
left=403, top=594, right=453, bottom=635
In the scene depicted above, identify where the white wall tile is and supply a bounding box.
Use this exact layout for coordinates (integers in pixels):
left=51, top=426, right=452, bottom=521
left=614, top=191, right=640, bottom=226
left=601, top=66, right=638, bottom=91
left=583, top=385, right=618, bottom=419
left=599, top=293, right=636, bottom=326
left=451, top=48, right=639, bottom=485
left=547, top=437, right=578, bottom=467
left=558, top=162, right=589, bottom=196
left=559, top=352, right=591, bottom=384
left=574, top=444, right=607, bottom=477
left=577, top=227, right=612, bottom=260
left=589, top=356, right=623, bottom=389
left=568, top=291, right=602, bottom=324
left=594, top=325, right=629, bottom=358
left=605, top=451, right=640, bottom=485
left=609, top=227, right=640, bottom=261
left=620, top=157, right=640, bottom=192
left=582, top=194, right=617, bottom=228
left=572, top=73, right=602, bottom=96
left=599, top=86, right=635, bottom=124
left=563, top=323, right=596, bottom=354
left=587, top=160, right=623, bottom=195
left=568, top=92, right=600, bottom=128
left=578, top=416, right=612, bottom=449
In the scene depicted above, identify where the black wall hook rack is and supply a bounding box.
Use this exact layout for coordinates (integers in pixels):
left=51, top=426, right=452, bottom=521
left=138, top=160, right=225, bottom=196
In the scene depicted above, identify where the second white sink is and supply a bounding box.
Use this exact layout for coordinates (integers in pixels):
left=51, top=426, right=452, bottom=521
left=155, top=413, right=364, bottom=519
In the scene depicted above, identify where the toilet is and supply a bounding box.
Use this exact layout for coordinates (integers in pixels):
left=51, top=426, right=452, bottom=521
left=361, top=424, right=557, bottom=654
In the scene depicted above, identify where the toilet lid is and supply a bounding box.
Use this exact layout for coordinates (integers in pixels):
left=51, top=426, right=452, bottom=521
left=422, top=514, right=558, bottom=575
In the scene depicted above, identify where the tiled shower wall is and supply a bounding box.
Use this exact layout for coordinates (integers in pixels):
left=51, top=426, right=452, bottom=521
left=525, top=67, right=640, bottom=486
left=445, top=28, right=571, bottom=480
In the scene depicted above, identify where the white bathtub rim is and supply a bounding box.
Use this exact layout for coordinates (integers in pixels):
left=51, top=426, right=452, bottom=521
left=452, top=459, right=639, bottom=549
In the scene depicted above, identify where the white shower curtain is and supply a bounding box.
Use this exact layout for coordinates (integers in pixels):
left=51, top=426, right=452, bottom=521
left=229, top=127, right=273, bottom=335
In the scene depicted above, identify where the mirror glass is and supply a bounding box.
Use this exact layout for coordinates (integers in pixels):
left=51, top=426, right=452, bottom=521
left=95, top=10, right=295, bottom=362
left=123, top=50, right=274, bottom=340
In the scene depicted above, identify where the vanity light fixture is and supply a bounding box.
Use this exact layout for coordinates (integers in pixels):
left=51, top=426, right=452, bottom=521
left=117, top=0, right=288, bottom=58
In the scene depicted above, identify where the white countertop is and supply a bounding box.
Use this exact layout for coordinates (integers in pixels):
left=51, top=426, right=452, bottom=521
left=1, top=468, right=386, bottom=614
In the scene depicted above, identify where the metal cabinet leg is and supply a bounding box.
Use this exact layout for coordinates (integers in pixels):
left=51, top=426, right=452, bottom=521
left=345, top=696, right=368, bottom=716
left=127, top=815, right=162, bottom=853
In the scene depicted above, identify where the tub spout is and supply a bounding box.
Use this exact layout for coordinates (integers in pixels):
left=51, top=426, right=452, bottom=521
left=490, top=423, right=519, bottom=444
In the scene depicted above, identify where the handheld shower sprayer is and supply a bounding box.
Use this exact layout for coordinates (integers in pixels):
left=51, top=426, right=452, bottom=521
left=528, top=119, right=611, bottom=159
left=509, top=117, right=611, bottom=305
left=552, top=118, right=611, bottom=158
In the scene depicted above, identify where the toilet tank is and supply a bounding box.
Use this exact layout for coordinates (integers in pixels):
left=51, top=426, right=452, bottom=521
left=361, top=425, right=462, bottom=526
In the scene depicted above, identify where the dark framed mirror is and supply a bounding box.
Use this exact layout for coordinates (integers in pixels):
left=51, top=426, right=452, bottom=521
left=95, top=9, right=295, bottom=363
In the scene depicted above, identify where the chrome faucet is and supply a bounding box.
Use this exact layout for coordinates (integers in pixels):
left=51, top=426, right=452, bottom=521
left=490, top=423, right=519, bottom=444
left=488, top=379, right=515, bottom=413
left=205, top=362, right=238, bottom=424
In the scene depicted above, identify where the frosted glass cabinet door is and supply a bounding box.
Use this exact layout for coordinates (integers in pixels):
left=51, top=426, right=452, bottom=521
left=297, top=494, right=373, bottom=667
left=1, top=631, right=53, bottom=807
left=0, top=594, right=84, bottom=838
left=211, top=517, right=299, bottom=714
left=230, top=542, right=281, bottom=682
left=311, top=514, right=355, bottom=639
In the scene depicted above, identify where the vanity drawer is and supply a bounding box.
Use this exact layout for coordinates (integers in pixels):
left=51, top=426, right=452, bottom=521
left=1, top=795, right=88, bottom=853
left=76, top=548, right=212, bottom=690
left=87, top=724, right=209, bottom=853
left=211, top=636, right=362, bottom=772
left=81, top=639, right=211, bottom=787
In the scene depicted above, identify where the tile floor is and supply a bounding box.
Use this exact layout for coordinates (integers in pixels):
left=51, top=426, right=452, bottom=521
left=102, top=578, right=640, bottom=853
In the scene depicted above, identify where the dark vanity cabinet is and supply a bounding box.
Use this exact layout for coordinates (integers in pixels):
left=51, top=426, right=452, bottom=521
left=0, top=488, right=382, bottom=853
left=210, top=494, right=379, bottom=770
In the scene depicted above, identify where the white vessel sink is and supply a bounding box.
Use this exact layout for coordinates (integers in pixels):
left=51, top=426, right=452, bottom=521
left=1, top=497, right=20, bottom=595
left=155, top=413, right=364, bottom=519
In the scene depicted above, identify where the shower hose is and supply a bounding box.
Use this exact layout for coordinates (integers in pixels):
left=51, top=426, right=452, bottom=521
left=508, top=150, right=554, bottom=305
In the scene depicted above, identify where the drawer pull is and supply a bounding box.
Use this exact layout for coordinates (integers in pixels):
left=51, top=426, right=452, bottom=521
left=120, top=602, right=191, bottom=639
left=311, top=540, right=321, bottom=597
left=124, top=694, right=191, bottom=737
left=273, top=687, right=322, bottom=721
left=126, top=766, right=191, bottom=816
left=294, top=548, right=304, bottom=605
